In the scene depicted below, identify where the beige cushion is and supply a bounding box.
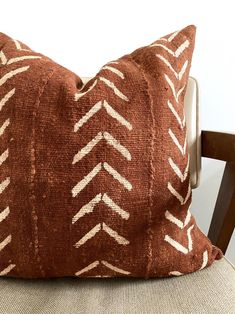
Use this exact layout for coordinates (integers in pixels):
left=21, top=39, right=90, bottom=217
left=82, top=76, right=201, bottom=189
left=0, top=257, right=234, bottom=314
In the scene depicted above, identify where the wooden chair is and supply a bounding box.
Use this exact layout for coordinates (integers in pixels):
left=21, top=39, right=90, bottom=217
left=0, top=78, right=234, bottom=314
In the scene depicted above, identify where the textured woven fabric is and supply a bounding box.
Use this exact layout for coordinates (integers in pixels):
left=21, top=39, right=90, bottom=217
left=0, top=25, right=222, bottom=278
left=0, top=257, right=234, bottom=314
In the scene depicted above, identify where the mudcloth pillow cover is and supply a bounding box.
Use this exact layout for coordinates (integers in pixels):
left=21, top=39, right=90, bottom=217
left=0, top=25, right=222, bottom=278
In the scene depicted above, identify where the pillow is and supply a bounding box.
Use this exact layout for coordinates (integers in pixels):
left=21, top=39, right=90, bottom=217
left=0, top=26, right=222, bottom=278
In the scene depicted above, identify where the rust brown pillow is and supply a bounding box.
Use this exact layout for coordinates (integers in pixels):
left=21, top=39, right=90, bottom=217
left=0, top=25, right=222, bottom=279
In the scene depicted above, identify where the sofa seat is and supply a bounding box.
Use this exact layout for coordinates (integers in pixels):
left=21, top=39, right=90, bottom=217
left=0, top=257, right=234, bottom=314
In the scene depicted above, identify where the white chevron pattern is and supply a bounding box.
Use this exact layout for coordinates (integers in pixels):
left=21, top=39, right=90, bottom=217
left=0, top=149, right=9, bottom=166
left=72, top=192, right=129, bottom=224
left=0, top=51, right=41, bottom=65
left=12, top=39, right=31, bottom=52
left=0, top=66, right=30, bottom=87
left=157, top=29, right=196, bottom=263
left=72, top=162, right=132, bottom=197
left=165, top=209, right=191, bottom=229
left=75, top=260, right=130, bottom=276
left=0, top=119, right=10, bottom=137
left=0, top=88, right=15, bottom=111
left=164, top=74, right=185, bottom=103
left=156, top=55, right=188, bottom=80
left=168, top=128, right=187, bottom=156
left=151, top=40, right=189, bottom=57
left=0, top=235, right=11, bottom=252
left=168, top=156, right=189, bottom=182
left=74, top=100, right=132, bottom=132
left=99, top=77, right=129, bottom=102
left=75, top=74, right=128, bottom=102
left=0, top=206, right=10, bottom=223
left=167, top=100, right=186, bottom=129
left=0, top=44, right=41, bottom=277
left=0, top=264, right=16, bottom=276
left=167, top=181, right=191, bottom=205
left=73, top=71, right=132, bottom=274
left=164, top=224, right=194, bottom=254
left=74, top=222, right=129, bottom=248
left=102, top=64, right=124, bottom=79
left=72, top=131, right=131, bottom=164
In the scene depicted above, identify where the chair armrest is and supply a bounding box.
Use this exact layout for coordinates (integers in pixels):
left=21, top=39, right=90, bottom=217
left=201, top=130, right=235, bottom=254
left=201, top=130, right=235, bottom=162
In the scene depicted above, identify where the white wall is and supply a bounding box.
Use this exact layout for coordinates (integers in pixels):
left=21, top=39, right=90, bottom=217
left=1, top=0, right=234, bottom=263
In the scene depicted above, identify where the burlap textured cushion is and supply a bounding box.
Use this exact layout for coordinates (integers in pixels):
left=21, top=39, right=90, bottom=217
left=0, top=25, right=222, bottom=279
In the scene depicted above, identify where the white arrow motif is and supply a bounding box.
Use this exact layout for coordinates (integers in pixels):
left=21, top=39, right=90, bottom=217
left=167, top=100, right=186, bottom=129
left=75, top=260, right=130, bottom=276
left=0, top=89, right=15, bottom=112
left=168, top=129, right=187, bottom=156
left=151, top=39, right=189, bottom=57
left=168, top=156, right=189, bottom=182
left=74, top=100, right=132, bottom=132
left=0, top=149, right=9, bottom=166
left=74, top=222, right=129, bottom=248
left=0, top=264, right=16, bottom=276
left=156, top=55, right=188, bottom=80
left=72, top=131, right=131, bottom=164
left=72, top=192, right=129, bottom=224
left=0, top=235, right=11, bottom=252
left=0, top=206, right=10, bottom=223
left=0, top=66, right=30, bottom=87
left=164, top=224, right=194, bottom=254
left=164, top=74, right=185, bottom=103
left=165, top=209, right=191, bottom=229
left=102, top=65, right=124, bottom=79
left=99, top=77, right=129, bottom=102
left=72, top=162, right=132, bottom=197
left=167, top=181, right=191, bottom=205
left=0, top=51, right=41, bottom=66
left=0, top=177, right=10, bottom=195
